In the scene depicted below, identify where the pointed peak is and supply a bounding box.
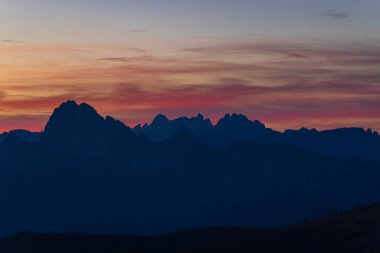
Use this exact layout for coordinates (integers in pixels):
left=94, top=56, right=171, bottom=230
left=43, top=101, right=104, bottom=146
left=155, top=114, right=169, bottom=120
left=196, top=113, right=204, bottom=120
left=42, top=101, right=135, bottom=150
left=366, top=128, right=379, bottom=136
left=219, top=113, right=250, bottom=123
left=223, top=113, right=231, bottom=119
left=216, top=113, right=267, bottom=131
left=220, top=113, right=249, bottom=121
left=231, top=113, right=249, bottom=121
left=50, top=101, right=76, bottom=118
left=55, top=101, right=98, bottom=115
left=50, top=100, right=102, bottom=122
left=151, top=114, right=169, bottom=126
left=58, top=100, right=78, bottom=109
left=78, top=102, right=96, bottom=111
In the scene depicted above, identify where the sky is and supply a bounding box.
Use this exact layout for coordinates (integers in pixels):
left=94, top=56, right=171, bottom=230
left=0, top=0, right=380, bottom=132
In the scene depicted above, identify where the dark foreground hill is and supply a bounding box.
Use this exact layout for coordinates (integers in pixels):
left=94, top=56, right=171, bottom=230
left=1, top=101, right=380, bottom=236
left=1, top=202, right=380, bottom=253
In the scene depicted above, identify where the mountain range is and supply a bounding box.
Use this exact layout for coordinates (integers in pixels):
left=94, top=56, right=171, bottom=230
left=0, top=100, right=380, bottom=236
left=0, top=129, right=40, bottom=143
left=133, top=112, right=380, bottom=161
left=3, top=104, right=380, bottom=161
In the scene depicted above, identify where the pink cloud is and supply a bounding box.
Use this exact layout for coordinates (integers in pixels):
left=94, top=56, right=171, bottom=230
left=1, top=40, right=379, bottom=132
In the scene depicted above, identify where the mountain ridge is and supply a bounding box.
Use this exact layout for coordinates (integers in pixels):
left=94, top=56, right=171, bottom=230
left=2, top=101, right=379, bottom=161
left=0, top=100, right=380, bottom=236
left=133, top=111, right=380, bottom=161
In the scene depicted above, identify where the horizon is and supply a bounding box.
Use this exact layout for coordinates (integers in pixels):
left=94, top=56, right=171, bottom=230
left=1, top=0, right=380, bottom=132
left=1, top=100, right=378, bottom=134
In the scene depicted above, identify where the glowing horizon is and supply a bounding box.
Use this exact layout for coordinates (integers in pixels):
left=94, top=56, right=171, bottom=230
left=1, top=0, right=380, bottom=132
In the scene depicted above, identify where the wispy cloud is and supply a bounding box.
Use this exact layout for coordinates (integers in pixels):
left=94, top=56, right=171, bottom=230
left=2, top=80, right=380, bottom=131
left=319, top=9, right=350, bottom=20
left=1, top=40, right=380, bottom=131
left=183, top=41, right=380, bottom=66
left=97, top=55, right=154, bottom=63
left=1, top=39, right=25, bottom=43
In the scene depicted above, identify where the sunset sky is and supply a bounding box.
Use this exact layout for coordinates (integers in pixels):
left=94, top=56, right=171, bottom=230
left=1, top=0, right=380, bottom=132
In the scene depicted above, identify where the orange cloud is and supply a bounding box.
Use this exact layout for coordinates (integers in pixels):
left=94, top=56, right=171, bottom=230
left=0, top=40, right=379, bottom=132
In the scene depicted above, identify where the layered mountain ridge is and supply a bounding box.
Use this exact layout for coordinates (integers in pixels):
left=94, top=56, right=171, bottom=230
left=2, top=101, right=379, bottom=161
left=134, top=111, right=380, bottom=161
left=0, top=101, right=380, bottom=236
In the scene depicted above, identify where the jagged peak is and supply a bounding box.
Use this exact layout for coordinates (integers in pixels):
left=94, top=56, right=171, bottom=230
left=59, top=100, right=78, bottom=108
left=220, top=113, right=249, bottom=121
left=45, top=101, right=103, bottom=131
left=366, top=128, right=380, bottom=136
left=232, top=113, right=249, bottom=121
left=54, top=101, right=98, bottom=115
left=223, top=113, right=231, bottom=119
left=299, top=127, right=311, bottom=133
left=41, top=101, right=135, bottom=150
left=217, top=113, right=251, bottom=126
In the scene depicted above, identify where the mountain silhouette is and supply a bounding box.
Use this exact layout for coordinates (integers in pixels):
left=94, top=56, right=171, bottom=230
left=0, top=129, right=40, bottom=143
left=216, top=113, right=265, bottom=130
left=136, top=113, right=380, bottom=161
left=0, top=100, right=380, bottom=237
left=4, top=105, right=379, bottom=161
left=133, top=113, right=212, bottom=141
left=41, top=100, right=152, bottom=161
